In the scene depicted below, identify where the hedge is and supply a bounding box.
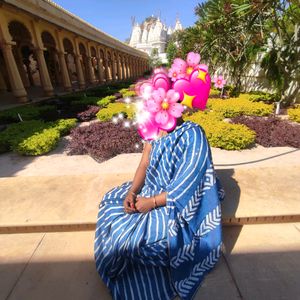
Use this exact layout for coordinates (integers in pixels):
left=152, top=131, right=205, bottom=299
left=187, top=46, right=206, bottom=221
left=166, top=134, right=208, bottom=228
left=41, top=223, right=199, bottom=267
left=96, top=103, right=135, bottom=121
left=0, top=118, right=77, bottom=155
left=288, top=108, right=300, bottom=123
left=97, top=95, right=116, bottom=108
left=207, top=94, right=273, bottom=118
left=0, top=105, right=57, bottom=124
left=184, top=111, right=256, bottom=150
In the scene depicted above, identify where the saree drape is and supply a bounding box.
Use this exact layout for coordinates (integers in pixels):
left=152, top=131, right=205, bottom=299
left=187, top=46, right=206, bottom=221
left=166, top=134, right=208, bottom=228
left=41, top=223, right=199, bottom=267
left=94, top=120, right=225, bottom=300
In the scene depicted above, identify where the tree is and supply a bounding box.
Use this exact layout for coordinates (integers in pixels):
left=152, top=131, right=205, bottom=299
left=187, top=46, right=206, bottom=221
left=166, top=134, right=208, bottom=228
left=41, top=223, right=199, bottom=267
left=166, top=41, right=178, bottom=66
left=148, top=48, right=162, bottom=68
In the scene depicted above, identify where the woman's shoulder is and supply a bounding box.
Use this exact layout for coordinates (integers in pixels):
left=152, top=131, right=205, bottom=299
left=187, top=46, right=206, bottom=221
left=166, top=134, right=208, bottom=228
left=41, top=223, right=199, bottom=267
left=182, top=120, right=206, bottom=137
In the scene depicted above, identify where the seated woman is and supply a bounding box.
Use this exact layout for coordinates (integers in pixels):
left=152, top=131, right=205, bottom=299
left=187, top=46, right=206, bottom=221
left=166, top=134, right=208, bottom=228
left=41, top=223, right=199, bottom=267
left=95, top=53, right=225, bottom=299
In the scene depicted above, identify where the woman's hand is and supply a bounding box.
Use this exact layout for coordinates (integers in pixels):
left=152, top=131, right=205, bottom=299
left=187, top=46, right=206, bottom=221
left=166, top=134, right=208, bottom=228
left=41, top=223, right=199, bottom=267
left=123, top=192, right=136, bottom=214
left=135, top=196, right=154, bottom=213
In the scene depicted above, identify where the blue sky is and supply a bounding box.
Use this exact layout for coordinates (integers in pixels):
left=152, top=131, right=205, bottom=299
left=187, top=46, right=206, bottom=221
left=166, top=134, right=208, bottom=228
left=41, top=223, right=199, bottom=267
left=54, top=0, right=201, bottom=42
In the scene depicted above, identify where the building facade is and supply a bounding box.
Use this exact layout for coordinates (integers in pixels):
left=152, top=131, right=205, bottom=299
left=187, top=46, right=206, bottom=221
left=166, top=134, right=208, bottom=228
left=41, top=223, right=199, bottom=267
left=0, top=0, right=149, bottom=104
left=129, top=16, right=183, bottom=63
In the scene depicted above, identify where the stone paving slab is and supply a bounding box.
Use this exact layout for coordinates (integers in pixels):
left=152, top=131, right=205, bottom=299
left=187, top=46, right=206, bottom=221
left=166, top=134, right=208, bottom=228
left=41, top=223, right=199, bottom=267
left=223, top=223, right=300, bottom=300
left=2, top=223, right=300, bottom=300
left=0, top=166, right=299, bottom=228
left=0, top=146, right=299, bottom=178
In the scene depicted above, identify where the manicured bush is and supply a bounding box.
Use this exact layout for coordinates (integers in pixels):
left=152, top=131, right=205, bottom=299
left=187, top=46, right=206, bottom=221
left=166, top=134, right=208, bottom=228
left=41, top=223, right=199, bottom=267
left=0, top=118, right=77, bottom=155
left=67, top=121, right=142, bottom=162
left=184, top=111, right=256, bottom=150
left=249, top=93, right=279, bottom=104
left=50, top=118, right=77, bottom=136
left=207, top=94, right=273, bottom=118
left=97, top=95, right=116, bottom=108
left=96, top=103, right=135, bottom=121
left=288, top=108, right=300, bottom=123
left=77, top=106, right=100, bottom=121
left=14, top=128, right=60, bottom=156
left=0, top=105, right=57, bottom=124
left=231, top=116, right=300, bottom=148
left=122, top=91, right=136, bottom=98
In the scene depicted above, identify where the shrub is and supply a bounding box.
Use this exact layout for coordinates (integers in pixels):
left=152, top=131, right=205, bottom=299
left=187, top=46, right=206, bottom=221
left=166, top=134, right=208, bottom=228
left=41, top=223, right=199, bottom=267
left=67, top=121, right=143, bottom=162
left=97, top=95, right=116, bottom=108
left=184, top=111, right=256, bottom=150
left=288, top=108, right=300, bottom=123
left=96, top=103, right=135, bottom=121
left=51, top=118, right=77, bottom=136
left=122, top=91, right=136, bottom=98
left=0, top=105, right=57, bottom=124
left=77, top=106, right=100, bottom=122
left=207, top=94, right=273, bottom=118
left=249, top=93, right=279, bottom=104
left=231, top=116, right=300, bottom=148
left=14, top=128, right=60, bottom=155
left=0, top=118, right=76, bottom=155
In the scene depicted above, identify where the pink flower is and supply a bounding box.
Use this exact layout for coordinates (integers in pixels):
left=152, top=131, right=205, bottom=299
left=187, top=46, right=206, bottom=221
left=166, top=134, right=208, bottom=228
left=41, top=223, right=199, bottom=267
left=153, top=67, right=168, bottom=75
left=168, top=67, right=185, bottom=82
left=172, top=58, right=187, bottom=73
left=145, top=88, right=184, bottom=127
left=213, top=75, right=227, bottom=89
left=185, top=52, right=201, bottom=76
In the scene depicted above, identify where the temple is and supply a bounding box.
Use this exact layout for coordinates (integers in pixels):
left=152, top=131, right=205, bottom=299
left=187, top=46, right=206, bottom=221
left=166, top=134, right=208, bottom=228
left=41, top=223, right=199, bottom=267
left=129, top=16, right=183, bottom=63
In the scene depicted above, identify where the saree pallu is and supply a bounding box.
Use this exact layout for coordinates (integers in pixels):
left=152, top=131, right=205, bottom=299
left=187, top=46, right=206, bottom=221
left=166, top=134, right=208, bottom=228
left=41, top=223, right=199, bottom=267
left=94, top=120, right=225, bottom=300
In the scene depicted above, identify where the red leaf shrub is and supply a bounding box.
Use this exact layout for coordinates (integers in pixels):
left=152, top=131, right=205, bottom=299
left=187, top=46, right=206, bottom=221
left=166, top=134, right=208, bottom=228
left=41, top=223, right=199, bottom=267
left=77, top=106, right=100, bottom=122
left=67, top=121, right=143, bottom=162
left=231, top=116, right=300, bottom=148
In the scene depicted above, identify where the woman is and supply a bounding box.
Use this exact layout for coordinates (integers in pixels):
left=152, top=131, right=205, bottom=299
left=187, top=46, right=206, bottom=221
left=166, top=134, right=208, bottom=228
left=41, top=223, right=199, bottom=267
left=94, top=117, right=225, bottom=300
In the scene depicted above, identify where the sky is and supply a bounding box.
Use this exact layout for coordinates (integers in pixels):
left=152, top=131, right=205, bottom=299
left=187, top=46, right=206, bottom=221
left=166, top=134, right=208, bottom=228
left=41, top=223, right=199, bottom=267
left=54, top=0, right=202, bottom=42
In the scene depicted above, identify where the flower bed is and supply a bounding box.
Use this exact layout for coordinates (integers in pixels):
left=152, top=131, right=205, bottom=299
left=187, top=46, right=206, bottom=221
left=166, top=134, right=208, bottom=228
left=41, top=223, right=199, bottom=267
left=96, top=103, right=135, bottom=121
left=288, top=108, right=300, bottom=123
left=77, top=106, right=100, bottom=122
left=231, top=116, right=300, bottom=148
left=67, top=121, right=142, bottom=162
left=184, top=111, right=256, bottom=150
left=207, top=94, right=274, bottom=117
left=0, top=119, right=77, bottom=155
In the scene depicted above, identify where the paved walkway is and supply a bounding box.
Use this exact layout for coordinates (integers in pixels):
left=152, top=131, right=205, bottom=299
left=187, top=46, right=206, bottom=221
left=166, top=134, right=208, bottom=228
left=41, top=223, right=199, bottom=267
left=0, top=146, right=300, bottom=299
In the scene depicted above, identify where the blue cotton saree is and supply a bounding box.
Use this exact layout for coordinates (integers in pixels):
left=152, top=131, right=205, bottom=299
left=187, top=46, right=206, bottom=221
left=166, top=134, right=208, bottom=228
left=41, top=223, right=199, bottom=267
left=94, top=120, right=225, bottom=300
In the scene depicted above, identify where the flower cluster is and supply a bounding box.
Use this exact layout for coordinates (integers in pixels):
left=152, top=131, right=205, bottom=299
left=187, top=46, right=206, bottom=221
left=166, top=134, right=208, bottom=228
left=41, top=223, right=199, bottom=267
left=135, top=52, right=211, bottom=140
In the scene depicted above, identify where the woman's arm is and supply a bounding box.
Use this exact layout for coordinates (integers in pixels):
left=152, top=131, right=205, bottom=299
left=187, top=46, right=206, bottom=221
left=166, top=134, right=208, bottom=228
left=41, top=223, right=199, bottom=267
left=124, top=142, right=151, bottom=213
left=135, top=192, right=167, bottom=213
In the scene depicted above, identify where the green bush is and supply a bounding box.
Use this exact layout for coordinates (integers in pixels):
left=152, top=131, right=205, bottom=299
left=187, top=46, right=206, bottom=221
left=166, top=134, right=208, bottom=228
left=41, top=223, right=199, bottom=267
left=0, top=105, right=57, bottom=124
left=207, top=94, right=273, bottom=118
left=14, top=128, right=60, bottom=156
left=0, top=118, right=77, bottom=155
left=184, top=111, right=256, bottom=150
left=97, top=95, right=116, bottom=108
left=96, top=103, right=135, bottom=121
left=249, top=93, right=279, bottom=104
left=51, top=118, right=77, bottom=136
left=288, top=108, right=300, bottom=123
left=122, top=91, right=136, bottom=98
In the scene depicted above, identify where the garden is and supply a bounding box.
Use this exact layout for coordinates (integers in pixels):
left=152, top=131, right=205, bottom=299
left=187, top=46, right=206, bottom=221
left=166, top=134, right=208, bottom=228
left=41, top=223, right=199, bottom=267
left=0, top=81, right=299, bottom=162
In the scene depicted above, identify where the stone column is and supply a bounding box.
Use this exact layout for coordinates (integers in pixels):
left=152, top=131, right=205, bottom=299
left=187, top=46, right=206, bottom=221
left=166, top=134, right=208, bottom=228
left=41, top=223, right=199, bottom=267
left=122, top=56, right=126, bottom=79
left=96, top=54, right=104, bottom=83
left=87, top=55, right=96, bottom=84
left=74, top=54, right=85, bottom=89
left=126, top=57, right=131, bottom=79
left=111, top=52, right=116, bottom=82
left=1, top=43, right=28, bottom=102
left=35, top=47, right=54, bottom=96
left=57, top=51, right=72, bottom=91
left=116, top=53, right=122, bottom=81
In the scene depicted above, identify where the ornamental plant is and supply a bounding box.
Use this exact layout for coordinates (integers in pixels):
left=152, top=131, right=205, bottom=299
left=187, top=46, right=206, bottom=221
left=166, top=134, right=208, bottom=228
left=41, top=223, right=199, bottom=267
left=96, top=103, right=135, bottom=122
left=287, top=108, right=300, bottom=123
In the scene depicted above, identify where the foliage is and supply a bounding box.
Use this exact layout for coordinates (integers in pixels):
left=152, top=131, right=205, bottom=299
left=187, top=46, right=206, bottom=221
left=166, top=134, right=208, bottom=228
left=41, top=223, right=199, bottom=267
left=67, top=122, right=143, bottom=162
left=149, top=48, right=162, bottom=68
left=249, top=93, right=279, bottom=104
left=207, top=94, right=273, bottom=117
left=77, top=106, right=100, bottom=121
left=122, top=91, right=136, bottom=98
left=0, top=105, right=57, bottom=124
left=0, top=118, right=77, bottom=155
left=288, top=108, right=300, bottom=123
left=184, top=111, right=256, bottom=150
left=96, top=103, right=135, bottom=121
left=231, top=116, right=300, bottom=148
left=166, top=41, right=178, bottom=66
left=97, top=95, right=116, bottom=108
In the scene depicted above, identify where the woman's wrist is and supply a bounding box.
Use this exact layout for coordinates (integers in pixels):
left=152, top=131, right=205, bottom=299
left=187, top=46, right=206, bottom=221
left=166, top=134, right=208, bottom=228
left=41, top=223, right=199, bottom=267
left=152, top=195, right=157, bottom=209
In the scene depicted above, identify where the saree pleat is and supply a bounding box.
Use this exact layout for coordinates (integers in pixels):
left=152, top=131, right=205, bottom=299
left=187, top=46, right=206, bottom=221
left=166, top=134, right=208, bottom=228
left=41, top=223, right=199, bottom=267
left=94, top=121, right=225, bottom=299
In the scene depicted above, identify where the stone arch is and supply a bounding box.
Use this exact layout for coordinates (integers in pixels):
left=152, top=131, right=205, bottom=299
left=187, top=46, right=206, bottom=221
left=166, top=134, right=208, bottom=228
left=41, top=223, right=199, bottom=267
left=90, top=46, right=98, bottom=81
left=113, top=51, right=118, bottom=81
left=99, top=48, right=106, bottom=82
left=79, top=42, right=88, bottom=82
left=106, top=50, right=112, bottom=81
left=8, top=20, right=41, bottom=88
left=41, top=31, right=60, bottom=87
left=118, top=53, right=123, bottom=80
left=63, top=38, right=77, bottom=84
